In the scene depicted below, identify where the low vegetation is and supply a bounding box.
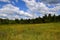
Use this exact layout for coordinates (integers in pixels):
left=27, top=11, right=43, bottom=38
left=0, top=23, right=60, bottom=40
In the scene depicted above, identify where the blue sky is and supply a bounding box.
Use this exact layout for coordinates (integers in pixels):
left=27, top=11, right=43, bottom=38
left=0, top=0, right=28, bottom=11
left=0, top=0, right=60, bottom=20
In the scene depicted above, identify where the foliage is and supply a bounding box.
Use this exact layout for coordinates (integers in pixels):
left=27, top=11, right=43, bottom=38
left=0, top=14, right=60, bottom=24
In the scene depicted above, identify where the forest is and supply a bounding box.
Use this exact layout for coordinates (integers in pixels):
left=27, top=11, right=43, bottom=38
left=0, top=14, right=60, bottom=24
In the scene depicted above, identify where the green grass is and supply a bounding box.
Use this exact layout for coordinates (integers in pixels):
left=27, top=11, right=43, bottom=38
left=0, top=23, right=60, bottom=40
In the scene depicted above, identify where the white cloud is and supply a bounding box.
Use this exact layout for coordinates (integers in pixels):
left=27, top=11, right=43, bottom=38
left=0, top=4, right=33, bottom=20
left=0, top=0, right=60, bottom=19
left=41, top=0, right=60, bottom=4
left=0, top=0, right=18, bottom=4
left=16, top=0, right=18, bottom=2
left=23, top=0, right=60, bottom=17
left=0, top=0, right=10, bottom=3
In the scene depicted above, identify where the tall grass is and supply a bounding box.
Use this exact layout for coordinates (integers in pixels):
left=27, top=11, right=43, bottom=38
left=0, top=23, right=60, bottom=40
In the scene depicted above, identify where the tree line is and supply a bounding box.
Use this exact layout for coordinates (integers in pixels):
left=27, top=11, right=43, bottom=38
left=0, top=14, right=60, bottom=24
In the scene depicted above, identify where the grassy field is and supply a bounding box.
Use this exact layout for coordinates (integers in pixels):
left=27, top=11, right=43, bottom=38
left=0, top=23, right=60, bottom=40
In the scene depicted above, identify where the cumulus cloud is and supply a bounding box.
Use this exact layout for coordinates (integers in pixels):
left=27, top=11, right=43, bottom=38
left=0, top=0, right=10, bottom=3
left=0, top=0, right=60, bottom=19
left=23, top=0, right=60, bottom=17
left=16, top=0, right=18, bottom=2
left=0, top=0, right=18, bottom=4
left=0, top=4, right=33, bottom=20
left=41, top=0, right=60, bottom=4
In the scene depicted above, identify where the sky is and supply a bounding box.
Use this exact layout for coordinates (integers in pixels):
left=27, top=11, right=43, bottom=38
left=0, top=0, right=60, bottom=20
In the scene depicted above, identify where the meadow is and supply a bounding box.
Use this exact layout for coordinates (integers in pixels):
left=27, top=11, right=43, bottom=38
left=0, top=23, right=60, bottom=40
